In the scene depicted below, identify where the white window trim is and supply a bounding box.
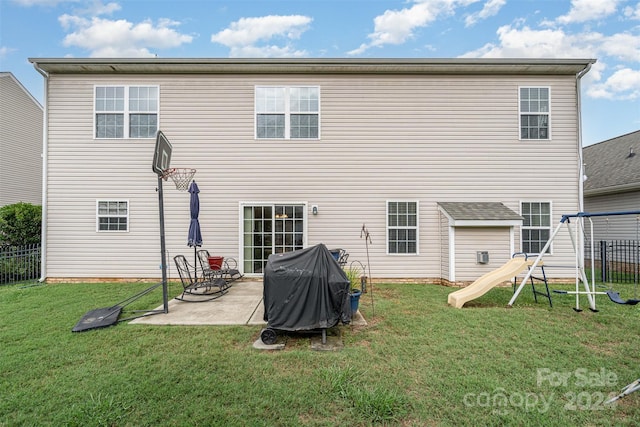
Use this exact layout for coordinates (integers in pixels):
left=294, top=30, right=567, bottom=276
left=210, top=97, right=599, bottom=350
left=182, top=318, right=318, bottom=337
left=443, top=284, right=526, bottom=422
left=96, top=200, right=130, bottom=232
left=93, top=85, right=159, bottom=139
left=520, top=200, right=553, bottom=255
left=386, top=200, right=419, bottom=256
left=518, top=86, right=551, bottom=141
left=254, top=86, right=321, bottom=140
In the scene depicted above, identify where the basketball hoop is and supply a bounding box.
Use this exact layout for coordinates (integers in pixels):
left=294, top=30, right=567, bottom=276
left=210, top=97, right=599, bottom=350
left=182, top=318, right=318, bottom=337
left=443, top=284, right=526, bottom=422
left=162, top=168, right=196, bottom=191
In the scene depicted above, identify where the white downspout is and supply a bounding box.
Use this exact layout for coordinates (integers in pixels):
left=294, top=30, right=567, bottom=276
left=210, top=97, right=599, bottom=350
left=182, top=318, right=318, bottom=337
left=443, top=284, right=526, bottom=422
left=576, top=61, right=593, bottom=269
left=32, top=61, right=48, bottom=283
left=576, top=61, right=592, bottom=213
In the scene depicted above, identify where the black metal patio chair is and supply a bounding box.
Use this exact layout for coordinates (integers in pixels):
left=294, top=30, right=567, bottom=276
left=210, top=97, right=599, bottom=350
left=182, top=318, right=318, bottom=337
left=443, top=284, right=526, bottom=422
left=197, top=249, right=244, bottom=283
left=173, top=254, right=228, bottom=302
left=196, top=249, right=227, bottom=284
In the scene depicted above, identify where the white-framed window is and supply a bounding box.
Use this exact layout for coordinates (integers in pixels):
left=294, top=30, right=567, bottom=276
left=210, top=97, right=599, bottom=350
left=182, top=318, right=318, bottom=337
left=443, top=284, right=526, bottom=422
left=97, top=200, right=129, bottom=232
left=387, top=201, right=418, bottom=255
left=521, top=201, right=551, bottom=254
left=255, top=86, right=319, bottom=139
left=95, top=86, right=158, bottom=139
left=519, top=87, right=550, bottom=140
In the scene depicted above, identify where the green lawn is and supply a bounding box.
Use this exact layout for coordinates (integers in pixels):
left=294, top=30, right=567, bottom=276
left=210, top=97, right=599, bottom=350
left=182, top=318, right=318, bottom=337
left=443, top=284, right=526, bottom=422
left=1, top=280, right=638, bottom=426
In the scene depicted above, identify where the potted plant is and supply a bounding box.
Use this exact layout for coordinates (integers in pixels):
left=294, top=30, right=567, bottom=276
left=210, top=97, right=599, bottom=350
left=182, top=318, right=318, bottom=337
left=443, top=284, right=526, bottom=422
left=344, top=266, right=362, bottom=316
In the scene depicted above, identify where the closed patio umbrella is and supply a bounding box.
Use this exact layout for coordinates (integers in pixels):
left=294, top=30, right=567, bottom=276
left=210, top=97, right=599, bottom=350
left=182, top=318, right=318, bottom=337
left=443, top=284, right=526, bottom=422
left=187, top=180, right=202, bottom=277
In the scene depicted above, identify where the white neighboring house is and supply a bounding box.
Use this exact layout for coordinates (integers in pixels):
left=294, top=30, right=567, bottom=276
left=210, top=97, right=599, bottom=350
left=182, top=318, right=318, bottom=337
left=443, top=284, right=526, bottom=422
left=583, top=130, right=640, bottom=242
left=29, top=58, right=595, bottom=283
left=0, top=72, right=43, bottom=206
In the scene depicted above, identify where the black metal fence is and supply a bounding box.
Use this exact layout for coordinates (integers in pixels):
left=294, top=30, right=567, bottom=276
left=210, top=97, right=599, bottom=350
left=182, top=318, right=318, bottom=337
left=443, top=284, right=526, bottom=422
left=585, top=240, right=639, bottom=284
left=0, top=244, right=41, bottom=285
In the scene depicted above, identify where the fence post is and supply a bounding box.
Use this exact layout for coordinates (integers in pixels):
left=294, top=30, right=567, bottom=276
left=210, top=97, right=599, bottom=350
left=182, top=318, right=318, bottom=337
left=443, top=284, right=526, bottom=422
left=600, top=240, right=607, bottom=283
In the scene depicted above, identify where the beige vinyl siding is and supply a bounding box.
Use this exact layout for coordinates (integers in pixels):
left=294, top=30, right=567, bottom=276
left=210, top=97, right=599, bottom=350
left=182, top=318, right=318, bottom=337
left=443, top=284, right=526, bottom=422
left=584, top=191, right=640, bottom=242
left=44, top=72, right=581, bottom=280
left=439, top=212, right=450, bottom=281
left=0, top=73, right=43, bottom=206
left=453, top=227, right=514, bottom=282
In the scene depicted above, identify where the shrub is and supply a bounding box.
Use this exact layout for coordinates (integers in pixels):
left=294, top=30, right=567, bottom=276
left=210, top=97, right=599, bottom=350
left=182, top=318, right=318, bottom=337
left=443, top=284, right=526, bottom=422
left=0, top=202, right=42, bottom=246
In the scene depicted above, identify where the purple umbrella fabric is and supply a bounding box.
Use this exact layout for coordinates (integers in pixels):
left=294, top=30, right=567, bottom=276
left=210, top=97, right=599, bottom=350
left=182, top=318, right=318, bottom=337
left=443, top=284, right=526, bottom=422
left=188, top=181, right=202, bottom=274
left=188, top=181, right=202, bottom=246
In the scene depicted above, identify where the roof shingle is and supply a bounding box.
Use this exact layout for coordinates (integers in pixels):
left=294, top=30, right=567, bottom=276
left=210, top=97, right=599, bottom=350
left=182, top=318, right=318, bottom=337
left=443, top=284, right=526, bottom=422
left=437, top=202, right=523, bottom=221
left=584, top=130, right=640, bottom=195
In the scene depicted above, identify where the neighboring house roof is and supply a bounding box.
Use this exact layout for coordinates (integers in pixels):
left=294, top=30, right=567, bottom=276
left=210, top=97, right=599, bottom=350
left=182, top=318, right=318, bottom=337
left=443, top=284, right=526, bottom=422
left=438, top=202, right=523, bottom=226
left=583, top=130, right=640, bottom=196
left=28, top=57, right=595, bottom=76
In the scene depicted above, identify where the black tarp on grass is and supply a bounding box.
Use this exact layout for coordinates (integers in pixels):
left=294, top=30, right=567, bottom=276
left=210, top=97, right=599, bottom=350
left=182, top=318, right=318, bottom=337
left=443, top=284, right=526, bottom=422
left=263, top=243, right=351, bottom=331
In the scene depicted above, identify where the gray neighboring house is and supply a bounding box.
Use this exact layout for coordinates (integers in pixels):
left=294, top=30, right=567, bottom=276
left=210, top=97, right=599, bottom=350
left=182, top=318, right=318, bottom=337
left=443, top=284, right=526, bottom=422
left=583, top=130, right=640, bottom=242
left=0, top=72, right=43, bottom=206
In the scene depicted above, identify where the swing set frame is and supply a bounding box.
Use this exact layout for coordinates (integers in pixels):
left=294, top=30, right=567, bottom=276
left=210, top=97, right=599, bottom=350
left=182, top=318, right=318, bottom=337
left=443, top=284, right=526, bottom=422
left=508, top=210, right=640, bottom=311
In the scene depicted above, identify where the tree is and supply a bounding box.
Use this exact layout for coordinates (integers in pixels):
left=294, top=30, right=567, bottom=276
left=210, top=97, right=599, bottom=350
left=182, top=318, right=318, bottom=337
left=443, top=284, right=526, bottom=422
left=0, top=202, right=42, bottom=246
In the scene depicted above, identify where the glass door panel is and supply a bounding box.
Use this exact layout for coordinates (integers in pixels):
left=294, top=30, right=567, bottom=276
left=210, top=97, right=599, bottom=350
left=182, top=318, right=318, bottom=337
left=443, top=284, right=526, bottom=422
left=243, top=204, right=305, bottom=273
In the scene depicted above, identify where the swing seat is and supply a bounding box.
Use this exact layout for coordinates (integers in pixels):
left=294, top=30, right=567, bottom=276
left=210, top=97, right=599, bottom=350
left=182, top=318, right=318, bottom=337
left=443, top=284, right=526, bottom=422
left=606, top=290, right=640, bottom=306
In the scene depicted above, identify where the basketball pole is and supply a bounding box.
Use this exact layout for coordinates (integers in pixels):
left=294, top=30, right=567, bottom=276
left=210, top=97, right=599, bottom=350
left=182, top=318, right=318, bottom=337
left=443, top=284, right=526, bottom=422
left=157, top=175, right=169, bottom=313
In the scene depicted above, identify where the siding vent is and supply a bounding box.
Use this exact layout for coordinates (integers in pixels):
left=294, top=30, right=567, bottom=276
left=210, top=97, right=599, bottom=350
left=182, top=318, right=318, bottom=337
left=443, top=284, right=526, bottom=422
left=477, top=251, right=489, bottom=265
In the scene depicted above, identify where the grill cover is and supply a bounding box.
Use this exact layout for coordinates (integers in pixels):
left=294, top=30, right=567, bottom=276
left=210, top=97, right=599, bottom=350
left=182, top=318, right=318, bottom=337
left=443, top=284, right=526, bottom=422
left=263, top=243, right=351, bottom=331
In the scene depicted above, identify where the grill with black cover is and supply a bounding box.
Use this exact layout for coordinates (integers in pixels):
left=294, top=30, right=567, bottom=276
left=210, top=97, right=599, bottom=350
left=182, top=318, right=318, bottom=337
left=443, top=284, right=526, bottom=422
left=261, top=244, right=351, bottom=344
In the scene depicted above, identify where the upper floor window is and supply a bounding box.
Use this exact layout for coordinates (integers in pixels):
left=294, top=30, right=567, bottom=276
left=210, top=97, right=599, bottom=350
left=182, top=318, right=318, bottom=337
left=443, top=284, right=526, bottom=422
left=521, top=201, right=551, bottom=254
left=519, top=87, right=550, bottom=140
left=387, top=201, right=418, bottom=255
left=97, top=200, right=129, bottom=232
left=95, top=86, right=158, bottom=139
left=255, top=86, right=319, bottom=139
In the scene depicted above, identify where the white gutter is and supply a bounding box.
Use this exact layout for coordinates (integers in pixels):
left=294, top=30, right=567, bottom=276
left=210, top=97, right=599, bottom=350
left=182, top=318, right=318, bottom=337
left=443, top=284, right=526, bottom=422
left=32, top=61, right=48, bottom=283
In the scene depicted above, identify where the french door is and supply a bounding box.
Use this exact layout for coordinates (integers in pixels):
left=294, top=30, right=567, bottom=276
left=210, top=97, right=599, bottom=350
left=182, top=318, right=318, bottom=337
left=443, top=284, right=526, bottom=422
left=242, top=204, right=305, bottom=274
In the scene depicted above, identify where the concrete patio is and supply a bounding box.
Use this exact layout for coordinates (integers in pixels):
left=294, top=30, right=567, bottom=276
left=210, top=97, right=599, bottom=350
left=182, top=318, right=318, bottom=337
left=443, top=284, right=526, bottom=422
left=130, top=280, right=366, bottom=328
left=130, top=281, right=266, bottom=326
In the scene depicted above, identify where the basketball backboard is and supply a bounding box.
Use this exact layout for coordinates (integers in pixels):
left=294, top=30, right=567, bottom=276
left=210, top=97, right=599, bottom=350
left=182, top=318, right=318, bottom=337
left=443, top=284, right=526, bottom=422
left=152, top=130, right=172, bottom=175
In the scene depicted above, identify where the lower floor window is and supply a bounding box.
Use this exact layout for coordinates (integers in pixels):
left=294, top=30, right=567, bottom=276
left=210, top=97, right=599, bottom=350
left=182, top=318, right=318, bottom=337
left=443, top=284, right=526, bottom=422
left=521, top=201, right=551, bottom=253
left=97, top=200, right=128, bottom=232
left=387, top=201, right=418, bottom=254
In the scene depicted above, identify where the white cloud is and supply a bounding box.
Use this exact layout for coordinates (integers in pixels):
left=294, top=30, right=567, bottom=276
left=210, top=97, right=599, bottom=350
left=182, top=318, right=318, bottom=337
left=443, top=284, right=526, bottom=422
left=587, top=67, right=640, bottom=99
left=75, top=1, right=121, bottom=16
left=15, top=0, right=122, bottom=16
left=599, top=32, right=640, bottom=61
left=624, top=3, right=640, bottom=20
left=348, top=0, right=480, bottom=55
left=556, top=0, right=621, bottom=24
left=211, top=15, right=312, bottom=57
left=465, top=0, right=506, bottom=27
left=11, top=0, right=73, bottom=5
left=0, top=46, right=17, bottom=58
left=59, top=15, right=193, bottom=57
left=462, top=23, right=640, bottom=100
left=461, top=24, right=596, bottom=58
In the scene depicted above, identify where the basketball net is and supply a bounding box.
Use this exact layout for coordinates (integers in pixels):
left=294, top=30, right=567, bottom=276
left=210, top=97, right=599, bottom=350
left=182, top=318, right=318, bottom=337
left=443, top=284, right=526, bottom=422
left=162, top=168, right=196, bottom=191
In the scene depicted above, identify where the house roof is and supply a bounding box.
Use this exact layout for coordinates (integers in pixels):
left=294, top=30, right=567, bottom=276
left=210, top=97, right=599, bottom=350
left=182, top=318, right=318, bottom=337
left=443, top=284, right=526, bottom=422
left=28, top=58, right=595, bottom=76
left=437, top=202, right=523, bottom=227
left=583, top=130, right=640, bottom=196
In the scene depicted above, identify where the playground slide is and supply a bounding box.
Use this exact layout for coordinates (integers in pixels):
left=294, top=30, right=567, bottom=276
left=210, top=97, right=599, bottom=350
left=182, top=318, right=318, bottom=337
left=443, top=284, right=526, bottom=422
left=448, top=257, right=535, bottom=308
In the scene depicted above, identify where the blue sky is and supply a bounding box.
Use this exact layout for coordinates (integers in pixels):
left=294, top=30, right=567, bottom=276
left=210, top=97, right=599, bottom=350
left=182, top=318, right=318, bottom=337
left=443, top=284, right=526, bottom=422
left=1, top=0, right=639, bottom=146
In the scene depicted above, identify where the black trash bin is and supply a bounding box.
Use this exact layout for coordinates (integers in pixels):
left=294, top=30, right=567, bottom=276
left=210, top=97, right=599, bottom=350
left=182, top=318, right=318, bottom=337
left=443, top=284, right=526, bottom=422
left=261, top=243, right=351, bottom=344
